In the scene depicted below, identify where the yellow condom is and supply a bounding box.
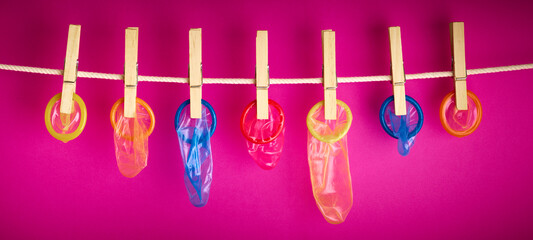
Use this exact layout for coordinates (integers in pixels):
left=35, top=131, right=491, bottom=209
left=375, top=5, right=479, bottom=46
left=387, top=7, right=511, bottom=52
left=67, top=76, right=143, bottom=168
left=306, top=99, right=354, bottom=224
left=44, top=93, right=87, bottom=143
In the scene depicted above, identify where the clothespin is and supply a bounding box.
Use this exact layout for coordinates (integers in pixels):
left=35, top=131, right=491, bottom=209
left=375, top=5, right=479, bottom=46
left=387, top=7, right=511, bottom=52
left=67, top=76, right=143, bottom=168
left=189, top=28, right=202, bottom=119
left=388, top=26, right=407, bottom=116
left=256, top=30, right=269, bottom=119
left=322, top=30, right=337, bottom=120
left=451, top=22, right=468, bottom=110
left=59, top=24, right=81, bottom=115
left=124, top=27, right=139, bottom=118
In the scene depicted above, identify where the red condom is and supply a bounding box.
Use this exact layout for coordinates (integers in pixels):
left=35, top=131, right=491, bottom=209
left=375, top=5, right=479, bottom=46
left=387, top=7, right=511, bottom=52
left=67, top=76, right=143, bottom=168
left=240, top=99, right=285, bottom=170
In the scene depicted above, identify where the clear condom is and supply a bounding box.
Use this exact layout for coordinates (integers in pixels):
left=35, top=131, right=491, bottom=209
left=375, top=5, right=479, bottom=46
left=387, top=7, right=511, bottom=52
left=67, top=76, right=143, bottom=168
left=44, top=93, right=87, bottom=143
left=175, top=100, right=217, bottom=207
left=240, top=99, right=285, bottom=170
left=379, top=95, right=423, bottom=156
left=306, top=100, right=353, bottom=224
left=110, top=98, right=155, bottom=178
left=440, top=90, right=482, bottom=137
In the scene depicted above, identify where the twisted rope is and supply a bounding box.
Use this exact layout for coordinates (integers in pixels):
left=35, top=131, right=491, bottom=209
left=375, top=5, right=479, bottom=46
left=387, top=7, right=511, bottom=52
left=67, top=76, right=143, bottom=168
left=0, top=63, right=532, bottom=84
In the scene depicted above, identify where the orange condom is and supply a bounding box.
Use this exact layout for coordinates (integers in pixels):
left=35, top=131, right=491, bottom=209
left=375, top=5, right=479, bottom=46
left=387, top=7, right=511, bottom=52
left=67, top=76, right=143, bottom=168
left=110, top=97, right=155, bottom=178
left=440, top=90, right=482, bottom=137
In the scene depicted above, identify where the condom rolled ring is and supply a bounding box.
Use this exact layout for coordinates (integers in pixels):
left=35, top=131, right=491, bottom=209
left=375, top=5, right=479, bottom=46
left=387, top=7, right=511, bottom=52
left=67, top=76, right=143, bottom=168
left=306, top=100, right=353, bottom=143
left=240, top=99, right=285, bottom=144
left=439, top=90, right=482, bottom=137
left=110, top=97, right=155, bottom=140
left=44, top=93, right=87, bottom=143
left=379, top=95, right=423, bottom=156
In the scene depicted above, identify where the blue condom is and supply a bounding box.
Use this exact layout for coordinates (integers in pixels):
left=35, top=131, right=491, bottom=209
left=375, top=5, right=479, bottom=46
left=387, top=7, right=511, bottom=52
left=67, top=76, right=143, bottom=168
left=379, top=95, right=423, bottom=156
left=175, top=99, right=217, bottom=207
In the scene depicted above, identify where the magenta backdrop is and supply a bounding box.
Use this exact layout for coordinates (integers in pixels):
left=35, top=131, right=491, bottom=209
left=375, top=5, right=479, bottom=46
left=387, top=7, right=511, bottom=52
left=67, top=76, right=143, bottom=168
left=0, top=0, right=532, bottom=239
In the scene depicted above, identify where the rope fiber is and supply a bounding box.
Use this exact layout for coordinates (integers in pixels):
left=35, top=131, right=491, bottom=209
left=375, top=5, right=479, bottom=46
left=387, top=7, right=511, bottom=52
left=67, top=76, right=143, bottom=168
left=0, top=63, right=532, bottom=84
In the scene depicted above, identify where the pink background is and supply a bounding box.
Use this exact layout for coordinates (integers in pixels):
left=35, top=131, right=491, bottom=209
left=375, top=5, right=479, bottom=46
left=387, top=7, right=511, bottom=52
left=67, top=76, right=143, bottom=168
left=0, top=0, right=532, bottom=239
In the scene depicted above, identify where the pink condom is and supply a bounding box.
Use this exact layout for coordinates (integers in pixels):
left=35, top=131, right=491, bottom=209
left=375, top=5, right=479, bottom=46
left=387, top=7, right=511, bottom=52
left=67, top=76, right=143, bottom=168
left=306, top=100, right=353, bottom=224
left=240, top=100, right=285, bottom=170
left=110, top=98, right=155, bottom=178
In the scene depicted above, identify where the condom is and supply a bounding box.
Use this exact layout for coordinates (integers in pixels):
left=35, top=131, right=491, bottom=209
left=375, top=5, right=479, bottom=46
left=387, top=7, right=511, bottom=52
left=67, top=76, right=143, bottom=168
left=175, top=99, right=217, bottom=207
left=440, top=90, right=482, bottom=137
left=379, top=95, right=423, bottom=156
left=240, top=100, right=285, bottom=170
left=44, top=93, right=87, bottom=143
left=110, top=98, right=155, bottom=178
left=306, top=100, right=353, bottom=224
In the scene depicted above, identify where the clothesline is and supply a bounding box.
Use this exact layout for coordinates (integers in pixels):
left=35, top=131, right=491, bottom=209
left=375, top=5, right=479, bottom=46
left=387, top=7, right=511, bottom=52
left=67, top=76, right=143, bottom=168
left=0, top=63, right=532, bottom=84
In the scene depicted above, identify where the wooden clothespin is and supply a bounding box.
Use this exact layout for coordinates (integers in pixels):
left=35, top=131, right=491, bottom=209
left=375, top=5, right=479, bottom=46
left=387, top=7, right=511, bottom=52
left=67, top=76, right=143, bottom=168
left=256, top=30, right=269, bottom=119
left=59, top=24, right=81, bottom=115
left=322, top=30, right=337, bottom=120
left=189, top=28, right=202, bottom=119
left=124, top=27, right=139, bottom=118
left=388, top=26, right=407, bottom=116
left=451, top=22, right=468, bottom=110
